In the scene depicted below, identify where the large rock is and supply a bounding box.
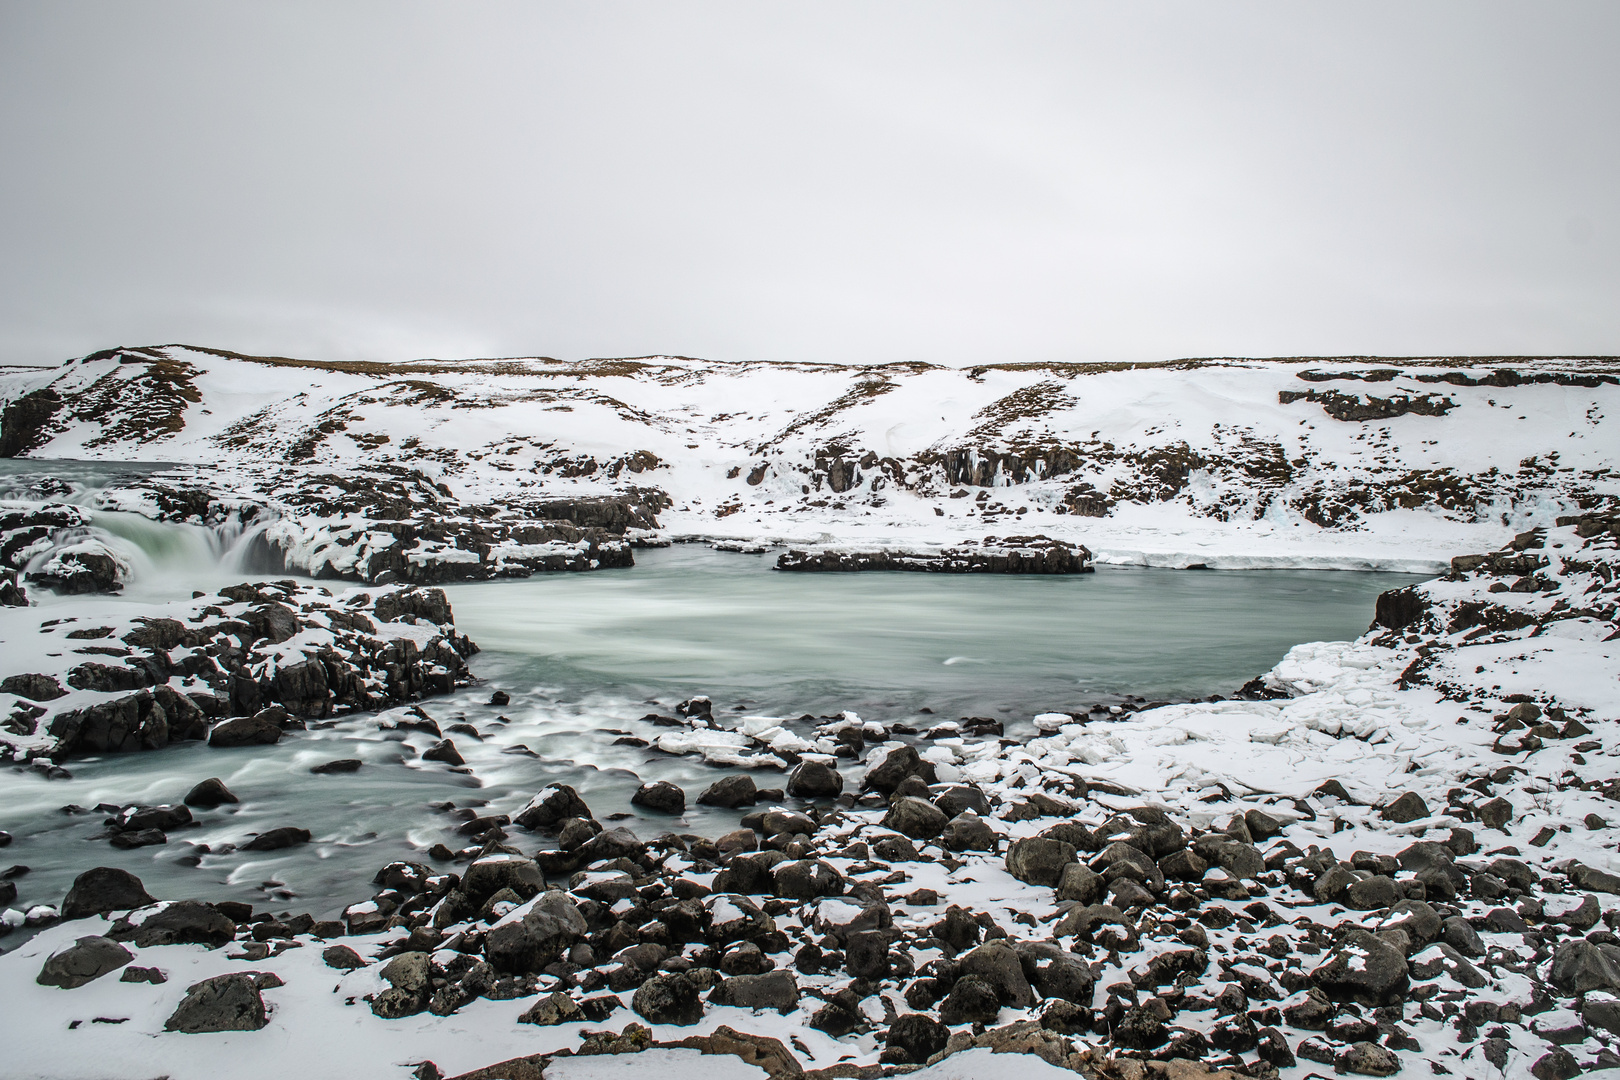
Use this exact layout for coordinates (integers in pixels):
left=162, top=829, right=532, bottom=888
left=1014, top=939, right=1096, bottom=1003
left=1548, top=941, right=1620, bottom=994
left=786, top=760, right=843, bottom=798
left=631, top=781, right=686, bottom=814
left=61, top=867, right=155, bottom=919
left=938, top=974, right=1001, bottom=1025
left=1310, top=929, right=1410, bottom=1005
left=772, top=859, right=846, bottom=901
left=698, top=775, right=757, bottom=808
left=1004, top=836, right=1077, bottom=887
left=184, top=777, right=239, bottom=808
left=632, top=972, right=705, bottom=1025
left=513, top=785, right=591, bottom=830
left=484, top=890, right=587, bottom=974
left=208, top=708, right=284, bottom=748
left=886, top=1013, right=949, bottom=1065
left=460, top=855, right=545, bottom=906
left=957, top=939, right=1036, bottom=1008
left=942, top=811, right=998, bottom=852
left=164, top=973, right=269, bottom=1032
left=710, top=970, right=799, bottom=1012
left=36, top=936, right=133, bottom=988
left=108, top=901, right=236, bottom=948
left=863, top=745, right=938, bottom=794
left=1379, top=791, right=1429, bottom=823
left=242, top=826, right=311, bottom=851
left=881, top=796, right=948, bottom=841
left=1191, top=836, right=1264, bottom=879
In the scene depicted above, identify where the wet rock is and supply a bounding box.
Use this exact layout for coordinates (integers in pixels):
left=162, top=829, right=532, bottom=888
left=513, top=785, right=591, bottom=830
left=36, top=935, right=133, bottom=988
left=1005, top=836, right=1077, bottom=887
left=208, top=708, right=285, bottom=748
left=110, top=828, right=168, bottom=849
left=61, top=867, right=155, bottom=920
left=164, top=973, right=269, bottom=1032
left=184, top=777, right=238, bottom=808
left=785, top=760, right=843, bottom=798
left=882, top=796, right=948, bottom=840
left=632, top=972, right=705, bottom=1025
left=461, top=855, right=545, bottom=906
left=710, top=969, right=799, bottom=1012
left=310, top=759, right=363, bottom=774
left=109, top=901, right=236, bottom=948
left=242, top=827, right=311, bottom=851
left=422, top=739, right=464, bottom=766
left=698, top=775, right=757, bottom=808
left=631, top=781, right=686, bottom=814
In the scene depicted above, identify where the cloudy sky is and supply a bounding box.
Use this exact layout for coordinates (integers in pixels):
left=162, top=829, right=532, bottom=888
left=1, top=2, right=1615, bottom=366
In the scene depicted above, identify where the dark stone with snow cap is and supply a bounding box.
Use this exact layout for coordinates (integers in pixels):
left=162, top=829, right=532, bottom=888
left=631, top=780, right=686, bottom=814
left=109, top=900, right=236, bottom=948
left=942, top=811, right=998, bottom=852
left=164, top=973, right=269, bottom=1032
left=514, top=784, right=591, bottom=830
left=710, top=969, right=799, bottom=1012
left=786, top=759, right=843, bottom=798
left=36, top=936, right=133, bottom=988
left=862, top=745, right=938, bottom=794
left=61, top=867, right=155, bottom=920
left=938, top=974, right=1001, bottom=1025
left=957, top=939, right=1036, bottom=1008
left=1310, top=928, right=1410, bottom=1005
left=208, top=708, right=284, bottom=748
left=1379, top=791, right=1429, bottom=823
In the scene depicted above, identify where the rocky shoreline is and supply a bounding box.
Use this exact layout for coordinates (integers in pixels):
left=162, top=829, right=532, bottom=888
left=775, top=537, right=1093, bottom=575
left=1, top=519, right=1616, bottom=1080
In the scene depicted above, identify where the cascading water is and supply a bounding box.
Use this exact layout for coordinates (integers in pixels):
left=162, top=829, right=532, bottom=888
left=0, top=457, right=1428, bottom=942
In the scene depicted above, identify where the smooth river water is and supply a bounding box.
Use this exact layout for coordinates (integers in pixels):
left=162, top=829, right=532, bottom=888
left=0, top=460, right=1424, bottom=937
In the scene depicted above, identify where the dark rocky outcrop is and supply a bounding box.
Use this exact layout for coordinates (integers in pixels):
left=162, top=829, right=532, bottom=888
left=777, top=536, right=1092, bottom=574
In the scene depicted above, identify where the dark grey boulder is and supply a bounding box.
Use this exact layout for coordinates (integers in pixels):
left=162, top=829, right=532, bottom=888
left=844, top=929, right=890, bottom=980
left=863, top=745, right=938, bottom=794
left=957, top=939, right=1035, bottom=1008
left=938, top=974, right=1001, bottom=1025
left=1440, top=916, right=1483, bottom=957
left=184, top=777, right=238, bottom=808
left=1336, top=1041, right=1401, bottom=1076
left=1571, top=863, right=1620, bottom=895
left=886, top=1013, right=949, bottom=1064
left=1191, top=835, right=1264, bottom=879
left=310, top=759, right=363, bottom=774
left=208, top=709, right=284, bottom=748
left=941, top=811, right=998, bottom=852
left=1376, top=900, right=1441, bottom=948
left=484, top=890, right=587, bottom=974
left=242, top=826, right=311, bottom=851
left=772, top=859, right=845, bottom=900
left=164, top=973, right=269, bottom=1032
left=322, top=945, right=366, bottom=970
left=1379, top=791, right=1429, bottom=823
left=421, top=739, right=464, bottom=766
left=514, top=785, right=591, bottom=830
left=460, top=855, right=545, bottom=906
left=1014, top=939, right=1096, bottom=1003
left=36, top=935, right=133, bottom=988
left=1548, top=940, right=1620, bottom=994
left=632, top=972, right=705, bottom=1025
left=710, top=969, right=799, bottom=1012
left=1005, top=836, right=1076, bottom=887
left=61, top=867, right=154, bottom=920
left=1056, top=863, right=1104, bottom=905
left=631, top=780, right=686, bottom=814
left=1310, top=929, right=1409, bottom=1005
left=109, top=900, right=236, bottom=948
left=881, top=796, right=948, bottom=841
left=698, top=775, right=757, bottom=808
left=786, top=760, right=843, bottom=798
left=1346, top=875, right=1400, bottom=911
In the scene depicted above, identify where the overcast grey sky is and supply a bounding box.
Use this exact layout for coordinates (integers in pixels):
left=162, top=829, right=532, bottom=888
left=1, top=2, right=1616, bottom=366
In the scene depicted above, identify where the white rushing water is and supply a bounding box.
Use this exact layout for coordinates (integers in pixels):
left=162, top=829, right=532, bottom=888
left=0, top=460, right=1425, bottom=936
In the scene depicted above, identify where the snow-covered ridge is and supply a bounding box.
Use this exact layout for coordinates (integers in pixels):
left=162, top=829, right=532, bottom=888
left=2, top=345, right=1616, bottom=572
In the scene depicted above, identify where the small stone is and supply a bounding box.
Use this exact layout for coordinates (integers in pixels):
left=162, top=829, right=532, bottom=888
left=631, top=972, right=704, bottom=1025
left=518, top=991, right=582, bottom=1026
left=489, top=690, right=510, bottom=706
left=120, top=965, right=166, bottom=984
left=1336, top=1040, right=1401, bottom=1076
left=322, top=945, right=367, bottom=970
left=1476, top=796, right=1513, bottom=830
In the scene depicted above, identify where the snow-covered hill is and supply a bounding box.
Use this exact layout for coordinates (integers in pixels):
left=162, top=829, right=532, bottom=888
left=2, top=346, right=1616, bottom=574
